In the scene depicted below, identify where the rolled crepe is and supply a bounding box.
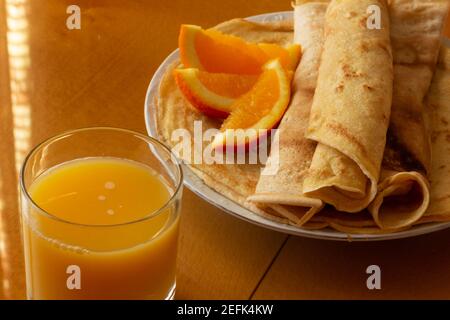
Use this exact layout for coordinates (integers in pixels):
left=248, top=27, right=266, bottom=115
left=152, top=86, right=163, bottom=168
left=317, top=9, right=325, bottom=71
left=247, top=1, right=328, bottom=226
left=368, top=0, right=450, bottom=229
left=309, top=47, right=450, bottom=233
left=303, top=0, right=393, bottom=212
left=420, top=47, right=450, bottom=220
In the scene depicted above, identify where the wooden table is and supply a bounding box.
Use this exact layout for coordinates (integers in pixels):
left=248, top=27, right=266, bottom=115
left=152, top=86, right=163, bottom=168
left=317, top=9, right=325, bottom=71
left=0, top=0, right=449, bottom=300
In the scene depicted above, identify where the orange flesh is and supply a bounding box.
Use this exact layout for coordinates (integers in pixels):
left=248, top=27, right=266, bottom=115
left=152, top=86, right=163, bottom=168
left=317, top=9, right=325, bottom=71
left=221, top=69, right=281, bottom=129
left=194, top=29, right=265, bottom=74
left=196, top=71, right=258, bottom=98
left=259, top=43, right=291, bottom=69
left=180, top=25, right=300, bottom=75
left=174, top=71, right=231, bottom=118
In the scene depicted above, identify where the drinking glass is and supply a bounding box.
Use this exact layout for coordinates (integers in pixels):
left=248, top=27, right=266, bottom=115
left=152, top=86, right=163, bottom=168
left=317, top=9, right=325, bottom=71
left=19, top=127, right=183, bottom=300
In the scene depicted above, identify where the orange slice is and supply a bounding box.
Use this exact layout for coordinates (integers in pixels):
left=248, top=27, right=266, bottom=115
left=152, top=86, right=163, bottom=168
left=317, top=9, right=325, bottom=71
left=212, top=59, right=291, bottom=148
left=174, top=68, right=258, bottom=118
left=179, top=24, right=301, bottom=75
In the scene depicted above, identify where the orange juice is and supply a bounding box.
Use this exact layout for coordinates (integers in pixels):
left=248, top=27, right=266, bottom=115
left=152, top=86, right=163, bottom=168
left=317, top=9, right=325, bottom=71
left=22, top=157, right=179, bottom=299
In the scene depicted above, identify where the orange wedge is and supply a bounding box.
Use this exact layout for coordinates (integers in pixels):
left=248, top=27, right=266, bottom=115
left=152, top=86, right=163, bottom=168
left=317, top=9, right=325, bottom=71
left=174, top=68, right=258, bottom=118
left=212, top=59, right=291, bottom=148
left=179, top=24, right=301, bottom=75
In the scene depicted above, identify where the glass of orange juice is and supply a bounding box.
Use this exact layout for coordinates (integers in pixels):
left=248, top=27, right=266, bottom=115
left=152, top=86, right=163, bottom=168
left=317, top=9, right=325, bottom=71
left=19, top=127, right=183, bottom=300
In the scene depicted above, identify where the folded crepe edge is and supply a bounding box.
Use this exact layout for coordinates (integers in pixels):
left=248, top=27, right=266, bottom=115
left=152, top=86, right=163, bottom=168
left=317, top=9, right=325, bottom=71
left=368, top=171, right=430, bottom=229
left=188, top=165, right=328, bottom=229
left=302, top=144, right=380, bottom=213
left=247, top=193, right=324, bottom=226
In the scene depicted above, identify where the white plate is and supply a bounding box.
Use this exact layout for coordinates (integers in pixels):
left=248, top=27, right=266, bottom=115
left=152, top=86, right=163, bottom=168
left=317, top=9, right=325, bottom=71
left=144, top=11, right=450, bottom=241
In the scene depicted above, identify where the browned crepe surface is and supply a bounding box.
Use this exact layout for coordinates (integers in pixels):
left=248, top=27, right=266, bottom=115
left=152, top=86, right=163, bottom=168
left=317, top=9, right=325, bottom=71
left=425, top=46, right=450, bottom=218
left=303, top=0, right=393, bottom=213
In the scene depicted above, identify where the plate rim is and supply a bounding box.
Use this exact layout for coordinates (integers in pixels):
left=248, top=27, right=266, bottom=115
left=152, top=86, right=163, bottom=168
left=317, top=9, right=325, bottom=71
left=144, top=11, right=450, bottom=241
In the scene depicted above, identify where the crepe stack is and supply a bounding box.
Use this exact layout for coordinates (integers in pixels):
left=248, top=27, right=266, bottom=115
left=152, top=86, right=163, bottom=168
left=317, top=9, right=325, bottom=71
left=156, top=0, right=450, bottom=234
left=367, top=0, right=450, bottom=230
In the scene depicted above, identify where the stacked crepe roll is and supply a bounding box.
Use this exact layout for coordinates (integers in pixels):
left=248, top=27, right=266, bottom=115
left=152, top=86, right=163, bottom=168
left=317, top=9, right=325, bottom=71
left=248, top=0, right=450, bottom=232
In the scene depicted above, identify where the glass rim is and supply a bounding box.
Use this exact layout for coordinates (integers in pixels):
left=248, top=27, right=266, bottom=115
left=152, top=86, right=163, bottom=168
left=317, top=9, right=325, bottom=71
left=19, top=126, right=183, bottom=228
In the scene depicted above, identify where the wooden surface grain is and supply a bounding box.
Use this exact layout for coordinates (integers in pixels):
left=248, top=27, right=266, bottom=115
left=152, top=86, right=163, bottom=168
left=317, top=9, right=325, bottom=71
left=0, top=0, right=449, bottom=300
left=253, top=230, right=450, bottom=300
